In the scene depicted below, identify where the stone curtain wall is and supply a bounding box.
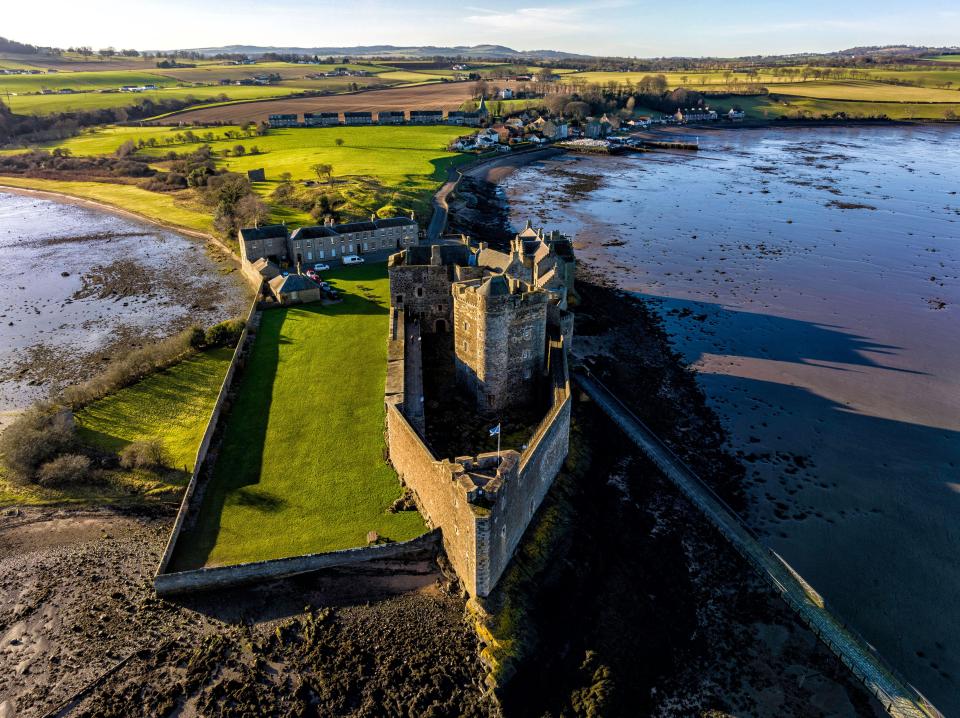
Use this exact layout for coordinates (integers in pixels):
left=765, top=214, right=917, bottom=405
left=386, top=315, right=572, bottom=597
left=388, top=258, right=455, bottom=333
left=386, top=402, right=485, bottom=594
left=481, top=339, right=571, bottom=592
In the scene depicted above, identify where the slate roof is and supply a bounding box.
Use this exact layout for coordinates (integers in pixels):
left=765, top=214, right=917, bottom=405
left=239, top=224, right=287, bottom=242
left=477, top=274, right=509, bottom=297
left=269, top=274, right=317, bottom=294
left=374, top=217, right=415, bottom=228
left=290, top=225, right=339, bottom=240
left=334, top=221, right=377, bottom=233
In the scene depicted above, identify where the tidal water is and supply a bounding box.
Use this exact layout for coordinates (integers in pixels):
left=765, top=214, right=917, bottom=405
left=502, top=126, right=960, bottom=711
left=0, top=192, right=249, bottom=415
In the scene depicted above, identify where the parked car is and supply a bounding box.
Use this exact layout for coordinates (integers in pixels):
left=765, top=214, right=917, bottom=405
left=313, top=263, right=330, bottom=271
left=342, top=255, right=365, bottom=265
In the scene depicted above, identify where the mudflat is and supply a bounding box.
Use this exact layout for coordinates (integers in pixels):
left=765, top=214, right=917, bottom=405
left=500, top=125, right=960, bottom=712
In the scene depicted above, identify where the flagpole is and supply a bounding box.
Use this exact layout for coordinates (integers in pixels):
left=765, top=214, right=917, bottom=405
left=497, top=424, right=501, bottom=467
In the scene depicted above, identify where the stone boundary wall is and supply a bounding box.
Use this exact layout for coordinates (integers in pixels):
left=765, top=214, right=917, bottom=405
left=154, top=296, right=261, bottom=583
left=385, top=314, right=572, bottom=597
left=155, top=530, right=440, bottom=596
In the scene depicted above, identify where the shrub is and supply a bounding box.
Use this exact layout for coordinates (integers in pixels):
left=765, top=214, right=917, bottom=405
left=0, top=403, right=76, bottom=481
left=205, top=319, right=245, bottom=348
left=36, top=454, right=91, bottom=487
left=61, top=327, right=196, bottom=408
left=188, top=325, right=207, bottom=350
left=119, top=438, right=169, bottom=470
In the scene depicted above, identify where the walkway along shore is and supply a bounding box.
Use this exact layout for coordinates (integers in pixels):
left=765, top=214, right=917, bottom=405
left=574, top=366, right=942, bottom=718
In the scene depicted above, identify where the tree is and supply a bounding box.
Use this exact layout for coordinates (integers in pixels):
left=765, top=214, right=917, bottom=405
left=311, top=162, right=333, bottom=182
left=235, top=194, right=269, bottom=226
left=334, top=137, right=344, bottom=147
left=233, top=143, right=246, bottom=156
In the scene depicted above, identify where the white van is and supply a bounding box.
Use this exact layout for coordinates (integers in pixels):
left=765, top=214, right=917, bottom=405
left=342, top=255, right=365, bottom=265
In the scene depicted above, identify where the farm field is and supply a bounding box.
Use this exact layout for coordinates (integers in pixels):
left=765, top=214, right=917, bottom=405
left=168, top=264, right=426, bottom=570
left=925, top=54, right=960, bottom=63
left=768, top=80, right=960, bottom=102
left=157, top=80, right=482, bottom=124
left=0, top=70, right=175, bottom=94
left=5, top=84, right=313, bottom=115
left=0, top=176, right=213, bottom=232
left=75, top=347, right=235, bottom=472
left=738, top=94, right=960, bottom=120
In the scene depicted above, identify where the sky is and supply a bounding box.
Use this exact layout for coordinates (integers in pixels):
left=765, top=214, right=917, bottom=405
left=5, top=0, right=960, bottom=57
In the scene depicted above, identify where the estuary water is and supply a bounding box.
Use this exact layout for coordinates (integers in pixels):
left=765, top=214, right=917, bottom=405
left=0, top=191, right=249, bottom=418
left=501, top=125, right=960, bottom=711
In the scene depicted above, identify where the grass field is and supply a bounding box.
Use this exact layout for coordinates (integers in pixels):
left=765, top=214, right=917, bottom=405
left=0, top=348, right=235, bottom=508
left=169, top=264, right=425, bottom=570
left=76, top=347, right=235, bottom=472
left=769, top=80, right=960, bottom=103
left=925, top=55, right=960, bottom=63
left=6, top=84, right=313, bottom=115
left=739, top=94, right=960, bottom=120
left=0, top=176, right=213, bottom=232
left=5, top=124, right=470, bottom=225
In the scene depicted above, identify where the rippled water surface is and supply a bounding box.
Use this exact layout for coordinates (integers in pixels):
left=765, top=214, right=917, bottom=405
left=502, top=125, right=960, bottom=711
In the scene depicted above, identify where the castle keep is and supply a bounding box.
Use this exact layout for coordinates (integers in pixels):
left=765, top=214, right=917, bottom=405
left=385, top=224, right=575, bottom=597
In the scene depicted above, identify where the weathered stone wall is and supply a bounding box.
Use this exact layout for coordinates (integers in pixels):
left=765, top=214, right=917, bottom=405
left=386, top=402, right=486, bottom=594
left=389, top=262, right=456, bottom=333
left=452, top=286, right=548, bottom=414
left=482, top=340, right=571, bottom=592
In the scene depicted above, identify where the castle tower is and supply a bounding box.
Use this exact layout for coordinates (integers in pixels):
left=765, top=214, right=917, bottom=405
left=453, top=274, right=548, bottom=414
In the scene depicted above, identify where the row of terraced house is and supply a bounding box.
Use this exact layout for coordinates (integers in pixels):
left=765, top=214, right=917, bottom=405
left=269, top=99, right=490, bottom=128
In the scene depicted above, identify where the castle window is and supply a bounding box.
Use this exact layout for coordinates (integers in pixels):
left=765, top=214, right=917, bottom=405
left=396, top=294, right=403, bottom=304
left=415, top=286, right=424, bottom=298
left=463, top=321, right=469, bottom=331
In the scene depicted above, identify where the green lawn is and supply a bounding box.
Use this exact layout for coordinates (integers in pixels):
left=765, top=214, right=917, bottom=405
left=0, top=69, right=175, bottom=95
left=925, top=55, right=960, bottom=63
left=740, top=94, right=960, bottom=120
left=75, top=347, right=235, bottom=472
left=0, top=176, right=214, bottom=233
left=169, top=264, right=425, bottom=570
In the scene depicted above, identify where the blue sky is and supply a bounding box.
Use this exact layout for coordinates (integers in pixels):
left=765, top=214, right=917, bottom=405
left=6, top=0, right=960, bottom=57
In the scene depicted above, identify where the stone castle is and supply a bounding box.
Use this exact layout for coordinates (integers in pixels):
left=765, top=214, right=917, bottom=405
left=385, top=223, right=575, bottom=597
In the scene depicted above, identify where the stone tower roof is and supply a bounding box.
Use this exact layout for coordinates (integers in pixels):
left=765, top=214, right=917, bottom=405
left=477, top=274, right=509, bottom=297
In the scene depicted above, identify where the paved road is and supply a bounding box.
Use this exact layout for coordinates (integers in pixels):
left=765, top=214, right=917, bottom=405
left=574, top=367, right=941, bottom=718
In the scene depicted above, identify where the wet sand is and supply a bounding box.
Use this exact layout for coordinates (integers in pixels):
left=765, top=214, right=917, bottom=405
left=500, top=125, right=960, bottom=712
left=0, top=192, right=250, bottom=414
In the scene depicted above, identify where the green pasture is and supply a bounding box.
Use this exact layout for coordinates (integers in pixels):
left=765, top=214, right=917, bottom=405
left=168, top=264, right=426, bottom=570
left=0, top=70, right=175, bottom=95
left=0, top=176, right=214, bottom=232
left=75, top=347, right=235, bottom=473
left=769, top=80, right=960, bottom=103
left=739, top=94, right=960, bottom=120
left=925, top=55, right=960, bottom=63
left=5, top=84, right=310, bottom=115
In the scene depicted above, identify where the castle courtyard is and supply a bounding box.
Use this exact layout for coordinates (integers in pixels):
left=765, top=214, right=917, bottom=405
left=168, top=264, right=426, bottom=571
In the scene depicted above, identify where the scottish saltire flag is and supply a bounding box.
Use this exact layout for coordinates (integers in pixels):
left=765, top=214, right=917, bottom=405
left=489, top=424, right=501, bottom=436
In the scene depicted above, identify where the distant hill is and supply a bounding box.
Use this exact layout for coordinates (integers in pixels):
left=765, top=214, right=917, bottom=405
left=170, top=44, right=590, bottom=60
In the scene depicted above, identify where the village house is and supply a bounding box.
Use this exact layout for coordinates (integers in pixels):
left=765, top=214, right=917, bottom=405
left=446, top=111, right=465, bottom=125
left=410, top=110, right=443, bottom=124
left=463, top=112, right=482, bottom=127
left=728, top=108, right=746, bottom=121
left=498, top=88, right=514, bottom=100
left=238, top=215, right=420, bottom=269
left=344, top=111, right=373, bottom=125
left=304, top=112, right=340, bottom=127
left=378, top=110, right=405, bottom=124
left=268, top=273, right=322, bottom=305
left=268, top=113, right=299, bottom=128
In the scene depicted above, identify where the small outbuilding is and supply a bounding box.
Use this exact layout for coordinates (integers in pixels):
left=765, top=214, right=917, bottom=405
left=268, top=273, right=322, bottom=305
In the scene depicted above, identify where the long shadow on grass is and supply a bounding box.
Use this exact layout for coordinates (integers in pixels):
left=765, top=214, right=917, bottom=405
left=167, top=315, right=284, bottom=572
